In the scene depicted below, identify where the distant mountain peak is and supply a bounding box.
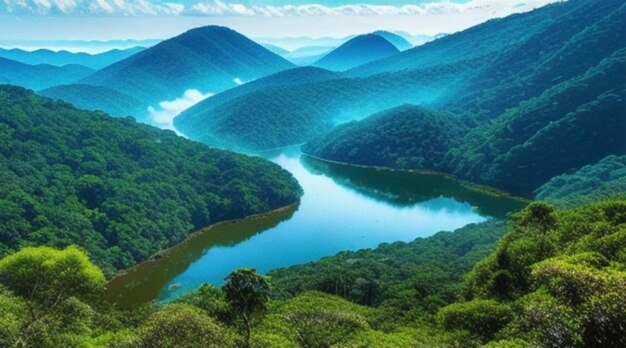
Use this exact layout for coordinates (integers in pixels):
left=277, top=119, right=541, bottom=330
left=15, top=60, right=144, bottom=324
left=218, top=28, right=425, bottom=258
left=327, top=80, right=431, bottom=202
left=314, top=34, right=400, bottom=71
left=371, top=31, right=413, bottom=51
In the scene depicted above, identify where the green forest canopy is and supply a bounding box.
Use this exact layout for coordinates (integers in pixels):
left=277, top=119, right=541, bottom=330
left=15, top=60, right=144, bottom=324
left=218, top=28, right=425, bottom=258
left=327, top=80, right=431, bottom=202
left=0, top=85, right=301, bottom=276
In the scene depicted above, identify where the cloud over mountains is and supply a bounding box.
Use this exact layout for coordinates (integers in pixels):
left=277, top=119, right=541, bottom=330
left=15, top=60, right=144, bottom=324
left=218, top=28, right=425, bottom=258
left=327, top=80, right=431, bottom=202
left=1, top=0, right=560, bottom=17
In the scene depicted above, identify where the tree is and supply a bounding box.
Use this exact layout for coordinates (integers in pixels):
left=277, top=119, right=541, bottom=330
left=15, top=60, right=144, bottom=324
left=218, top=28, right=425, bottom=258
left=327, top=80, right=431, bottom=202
left=130, top=304, right=236, bottom=348
left=0, top=246, right=105, bottom=331
left=223, top=268, right=270, bottom=347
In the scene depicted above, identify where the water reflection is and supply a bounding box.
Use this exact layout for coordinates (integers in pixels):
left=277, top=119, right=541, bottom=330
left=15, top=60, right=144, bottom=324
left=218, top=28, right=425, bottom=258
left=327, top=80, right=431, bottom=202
left=106, top=205, right=297, bottom=308
left=300, top=155, right=527, bottom=218
left=107, top=151, right=525, bottom=307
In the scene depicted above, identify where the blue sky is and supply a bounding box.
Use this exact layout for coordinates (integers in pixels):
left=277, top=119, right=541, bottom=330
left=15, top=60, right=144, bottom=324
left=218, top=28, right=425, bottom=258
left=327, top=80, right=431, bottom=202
left=0, top=0, right=559, bottom=50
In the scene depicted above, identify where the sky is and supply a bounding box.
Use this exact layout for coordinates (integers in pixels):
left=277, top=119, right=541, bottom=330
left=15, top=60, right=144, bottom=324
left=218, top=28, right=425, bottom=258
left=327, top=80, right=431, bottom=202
left=0, top=0, right=561, bottom=51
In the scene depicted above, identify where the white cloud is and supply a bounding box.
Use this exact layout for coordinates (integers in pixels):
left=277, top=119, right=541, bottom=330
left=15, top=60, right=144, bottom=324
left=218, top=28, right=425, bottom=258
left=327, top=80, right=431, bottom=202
left=0, top=0, right=562, bottom=17
left=233, top=77, right=243, bottom=85
left=187, top=0, right=560, bottom=17
left=148, top=89, right=212, bottom=134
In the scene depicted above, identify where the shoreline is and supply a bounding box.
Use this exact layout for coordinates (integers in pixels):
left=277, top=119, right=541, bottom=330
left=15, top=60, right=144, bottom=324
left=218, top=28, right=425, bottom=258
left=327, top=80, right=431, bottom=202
left=108, top=202, right=300, bottom=281
left=301, top=152, right=531, bottom=203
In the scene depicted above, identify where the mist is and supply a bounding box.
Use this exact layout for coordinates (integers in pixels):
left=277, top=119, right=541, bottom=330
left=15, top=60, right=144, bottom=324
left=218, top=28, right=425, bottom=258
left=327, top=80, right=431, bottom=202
left=148, top=89, right=212, bottom=135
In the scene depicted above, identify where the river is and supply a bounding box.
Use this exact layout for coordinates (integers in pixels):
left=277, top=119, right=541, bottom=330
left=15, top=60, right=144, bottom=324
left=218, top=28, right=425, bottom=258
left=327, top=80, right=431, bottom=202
left=106, top=149, right=526, bottom=307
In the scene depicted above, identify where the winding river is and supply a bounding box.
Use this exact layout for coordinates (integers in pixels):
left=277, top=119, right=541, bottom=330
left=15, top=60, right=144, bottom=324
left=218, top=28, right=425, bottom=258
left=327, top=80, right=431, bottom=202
left=106, top=149, right=526, bottom=307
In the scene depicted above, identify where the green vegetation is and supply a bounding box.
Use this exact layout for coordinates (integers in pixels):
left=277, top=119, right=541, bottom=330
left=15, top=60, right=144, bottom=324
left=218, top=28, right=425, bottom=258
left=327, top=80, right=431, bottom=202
left=302, top=105, right=465, bottom=170
left=535, top=155, right=626, bottom=207
left=0, top=86, right=301, bottom=275
left=39, top=84, right=145, bottom=118
left=268, top=220, right=509, bottom=325
left=176, top=0, right=625, bottom=199
left=2, top=198, right=623, bottom=347
left=176, top=66, right=338, bottom=137
left=79, top=26, right=293, bottom=121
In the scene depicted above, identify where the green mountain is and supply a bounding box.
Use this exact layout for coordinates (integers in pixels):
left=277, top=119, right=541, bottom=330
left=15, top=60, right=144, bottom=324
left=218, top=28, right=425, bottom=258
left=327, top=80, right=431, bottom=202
left=39, top=84, right=145, bottom=118
left=300, top=0, right=626, bottom=196
left=302, top=104, right=466, bottom=169
left=535, top=155, right=626, bottom=207
left=0, top=85, right=301, bottom=276
left=77, top=26, right=294, bottom=121
left=372, top=31, right=413, bottom=51
left=0, top=47, right=144, bottom=69
left=0, top=57, right=93, bottom=90
left=175, top=66, right=338, bottom=144
left=178, top=0, right=624, bottom=155
left=313, top=34, right=400, bottom=71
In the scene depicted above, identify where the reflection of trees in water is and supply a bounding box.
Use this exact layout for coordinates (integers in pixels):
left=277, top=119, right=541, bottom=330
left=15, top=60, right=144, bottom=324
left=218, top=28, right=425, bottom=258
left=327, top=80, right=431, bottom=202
left=300, top=155, right=526, bottom=218
left=106, top=205, right=298, bottom=308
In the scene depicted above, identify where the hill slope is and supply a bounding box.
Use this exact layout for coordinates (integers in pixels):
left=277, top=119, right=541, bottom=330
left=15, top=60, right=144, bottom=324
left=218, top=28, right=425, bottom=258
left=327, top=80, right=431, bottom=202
left=302, top=105, right=466, bottom=169
left=79, top=26, right=294, bottom=121
left=177, top=0, right=605, bottom=152
left=313, top=34, right=399, bottom=71
left=0, top=57, right=93, bottom=90
left=0, top=85, right=301, bottom=275
left=0, top=47, right=144, bottom=69
left=372, top=31, right=413, bottom=51
left=39, top=83, right=145, bottom=117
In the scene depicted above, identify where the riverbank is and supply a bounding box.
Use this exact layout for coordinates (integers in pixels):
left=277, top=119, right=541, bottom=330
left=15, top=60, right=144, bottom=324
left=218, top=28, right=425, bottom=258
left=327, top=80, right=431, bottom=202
left=106, top=202, right=300, bottom=307
left=301, top=152, right=531, bottom=203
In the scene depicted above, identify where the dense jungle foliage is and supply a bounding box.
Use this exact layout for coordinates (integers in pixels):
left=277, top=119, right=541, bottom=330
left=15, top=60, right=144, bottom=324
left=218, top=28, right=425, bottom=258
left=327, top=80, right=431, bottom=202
left=0, top=86, right=301, bottom=276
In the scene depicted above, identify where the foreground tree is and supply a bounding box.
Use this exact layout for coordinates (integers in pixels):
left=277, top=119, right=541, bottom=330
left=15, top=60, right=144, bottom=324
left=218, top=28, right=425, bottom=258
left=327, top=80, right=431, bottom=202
left=223, top=268, right=270, bottom=347
left=129, top=304, right=236, bottom=348
left=0, top=245, right=105, bottom=347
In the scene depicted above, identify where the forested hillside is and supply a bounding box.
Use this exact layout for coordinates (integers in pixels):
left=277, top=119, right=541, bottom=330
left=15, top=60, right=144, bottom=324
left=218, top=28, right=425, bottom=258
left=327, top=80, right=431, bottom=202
left=302, top=105, right=465, bottom=170
left=39, top=84, right=145, bottom=118
left=299, top=0, right=626, bottom=197
left=0, top=86, right=301, bottom=275
left=2, top=198, right=624, bottom=347
left=177, top=0, right=625, bottom=161
left=536, top=155, right=626, bottom=207
left=76, top=26, right=293, bottom=122
left=306, top=46, right=626, bottom=195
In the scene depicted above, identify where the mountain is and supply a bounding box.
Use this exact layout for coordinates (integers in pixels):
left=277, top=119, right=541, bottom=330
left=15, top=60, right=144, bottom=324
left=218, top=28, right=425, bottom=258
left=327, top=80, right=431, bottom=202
left=372, top=31, right=413, bottom=51
left=175, top=1, right=578, bottom=152
left=535, top=155, right=626, bottom=207
left=0, top=85, right=301, bottom=275
left=302, top=105, right=466, bottom=169
left=77, top=26, right=294, bottom=121
left=313, top=34, right=400, bottom=71
left=39, top=84, right=145, bottom=117
left=284, top=46, right=335, bottom=65
left=306, top=46, right=626, bottom=195
left=0, top=57, right=93, bottom=90
left=175, top=66, right=338, bottom=141
left=175, top=0, right=625, bottom=196
left=262, top=44, right=290, bottom=56
left=0, top=47, right=144, bottom=69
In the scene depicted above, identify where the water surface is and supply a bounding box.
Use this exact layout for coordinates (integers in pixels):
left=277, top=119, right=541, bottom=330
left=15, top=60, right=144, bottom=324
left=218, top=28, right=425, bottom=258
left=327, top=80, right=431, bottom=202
left=107, top=151, right=526, bottom=306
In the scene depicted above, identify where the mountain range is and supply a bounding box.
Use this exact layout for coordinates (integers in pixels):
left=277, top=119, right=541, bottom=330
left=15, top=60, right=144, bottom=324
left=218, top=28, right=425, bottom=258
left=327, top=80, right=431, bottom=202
left=0, top=47, right=144, bottom=69
left=175, top=0, right=626, bottom=197
left=45, top=26, right=294, bottom=123
left=0, top=57, right=93, bottom=90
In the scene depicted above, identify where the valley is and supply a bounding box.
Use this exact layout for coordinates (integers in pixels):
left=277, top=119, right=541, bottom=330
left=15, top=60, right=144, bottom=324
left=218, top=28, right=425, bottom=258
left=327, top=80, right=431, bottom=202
left=0, top=0, right=624, bottom=346
left=106, top=150, right=525, bottom=307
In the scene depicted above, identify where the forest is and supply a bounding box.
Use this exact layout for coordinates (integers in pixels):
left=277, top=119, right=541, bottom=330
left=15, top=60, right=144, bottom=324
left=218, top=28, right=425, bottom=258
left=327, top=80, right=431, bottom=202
left=1, top=198, right=624, bottom=347
left=0, top=86, right=301, bottom=276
